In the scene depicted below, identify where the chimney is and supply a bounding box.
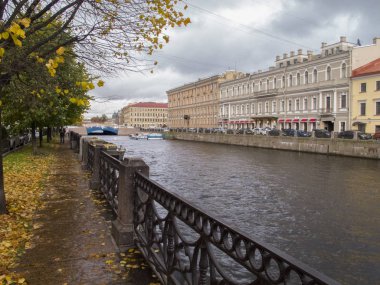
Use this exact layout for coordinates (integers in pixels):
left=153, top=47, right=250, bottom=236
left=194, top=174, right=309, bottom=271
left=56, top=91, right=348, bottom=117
left=276, top=55, right=280, bottom=61
left=290, top=51, right=295, bottom=57
left=307, top=50, right=313, bottom=60
left=340, top=36, right=347, bottom=42
left=321, top=42, right=327, bottom=48
left=298, top=49, right=303, bottom=55
left=283, top=53, right=288, bottom=59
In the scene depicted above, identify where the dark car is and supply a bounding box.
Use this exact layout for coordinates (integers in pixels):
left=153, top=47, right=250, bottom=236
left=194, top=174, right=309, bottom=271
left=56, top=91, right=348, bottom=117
left=268, top=129, right=280, bottom=136
left=236, top=129, right=245, bottom=134
left=282, top=129, right=296, bottom=137
left=226, top=129, right=234, bottom=134
left=358, top=132, right=372, bottom=140
left=297, top=130, right=312, bottom=137
left=314, top=129, right=331, bottom=138
left=373, top=132, right=380, bottom=140
left=337, top=130, right=354, bottom=139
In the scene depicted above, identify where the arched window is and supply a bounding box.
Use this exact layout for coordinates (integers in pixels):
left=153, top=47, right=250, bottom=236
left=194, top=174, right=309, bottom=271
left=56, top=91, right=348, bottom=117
left=282, top=76, right=285, bottom=87
left=326, top=66, right=331, bottom=80
left=341, top=63, right=347, bottom=78
left=305, top=71, right=309, bottom=84
left=267, top=79, right=270, bottom=90
left=259, top=81, right=262, bottom=91
left=313, top=69, right=318, bottom=83
left=297, top=73, right=301, bottom=86
left=289, top=74, right=293, bottom=87
left=274, top=77, right=277, bottom=88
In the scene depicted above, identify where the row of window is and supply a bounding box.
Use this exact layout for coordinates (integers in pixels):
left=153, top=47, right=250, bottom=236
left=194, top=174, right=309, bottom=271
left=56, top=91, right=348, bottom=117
left=130, top=118, right=168, bottom=122
left=129, top=113, right=167, bottom=117
left=360, top=81, right=380, bottom=92
left=221, top=63, right=347, bottom=97
left=222, top=95, right=347, bottom=115
left=359, top=101, right=380, bottom=116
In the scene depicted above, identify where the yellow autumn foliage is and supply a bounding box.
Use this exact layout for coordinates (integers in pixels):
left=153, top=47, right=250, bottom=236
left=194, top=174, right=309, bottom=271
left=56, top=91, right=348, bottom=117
left=0, top=146, right=56, bottom=284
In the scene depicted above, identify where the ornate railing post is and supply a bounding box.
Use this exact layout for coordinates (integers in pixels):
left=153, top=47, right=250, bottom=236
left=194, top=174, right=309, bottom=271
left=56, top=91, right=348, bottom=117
left=89, top=145, right=105, bottom=190
left=112, top=157, right=149, bottom=251
left=81, top=139, right=89, bottom=170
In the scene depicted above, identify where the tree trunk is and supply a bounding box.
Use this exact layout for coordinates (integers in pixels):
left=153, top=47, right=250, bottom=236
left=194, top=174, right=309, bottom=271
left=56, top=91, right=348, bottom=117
left=47, top=127, right=52, bottom=143
left=39, top=127, right=43, bottom=147
left=32, top=123, right=37, bottom=155
left=0, top=110, right=7, bottom=214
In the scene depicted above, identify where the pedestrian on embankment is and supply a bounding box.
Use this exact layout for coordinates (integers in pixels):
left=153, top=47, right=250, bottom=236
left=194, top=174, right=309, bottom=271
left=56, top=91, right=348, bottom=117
left=59, top=128, right=65, bottom=143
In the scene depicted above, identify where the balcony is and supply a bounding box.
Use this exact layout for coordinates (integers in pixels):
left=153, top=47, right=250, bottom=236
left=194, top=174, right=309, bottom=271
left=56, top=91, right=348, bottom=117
left=255, top=88, right=279, bottom=97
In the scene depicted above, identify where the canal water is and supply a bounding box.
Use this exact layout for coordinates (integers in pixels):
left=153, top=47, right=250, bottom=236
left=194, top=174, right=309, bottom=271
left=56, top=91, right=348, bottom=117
left=104, top=136, right=380, bottom=284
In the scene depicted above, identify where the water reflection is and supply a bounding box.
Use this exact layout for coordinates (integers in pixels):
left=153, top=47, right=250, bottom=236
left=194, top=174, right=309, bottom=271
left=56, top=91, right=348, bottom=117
left=104, top=136, right=380, bottom=284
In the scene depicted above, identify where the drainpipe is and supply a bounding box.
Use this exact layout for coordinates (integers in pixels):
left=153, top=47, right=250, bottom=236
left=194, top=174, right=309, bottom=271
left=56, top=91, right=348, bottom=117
left=348, top=48, right=353, bottom=131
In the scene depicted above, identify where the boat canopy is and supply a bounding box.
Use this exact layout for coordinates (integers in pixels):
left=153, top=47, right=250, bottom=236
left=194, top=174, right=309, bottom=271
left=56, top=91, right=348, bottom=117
left=86, top=126, right=118, bottom=135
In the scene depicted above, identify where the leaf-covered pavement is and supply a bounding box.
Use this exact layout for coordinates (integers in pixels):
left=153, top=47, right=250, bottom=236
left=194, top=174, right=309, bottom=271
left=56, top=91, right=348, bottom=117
left=1, top=142, right=159, bottom=285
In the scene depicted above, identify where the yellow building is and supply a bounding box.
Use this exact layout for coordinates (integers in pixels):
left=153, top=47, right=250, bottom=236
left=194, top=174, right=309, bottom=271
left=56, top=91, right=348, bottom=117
left=167, top=71, right=244, bottom=129
left=351, top=58, right=380, bottom=133
left=121, top=102, right=168, bottom=128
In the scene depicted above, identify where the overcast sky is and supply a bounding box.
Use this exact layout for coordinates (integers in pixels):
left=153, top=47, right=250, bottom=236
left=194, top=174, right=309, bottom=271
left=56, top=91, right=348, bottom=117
left=86, top=0, right=380, bottom=118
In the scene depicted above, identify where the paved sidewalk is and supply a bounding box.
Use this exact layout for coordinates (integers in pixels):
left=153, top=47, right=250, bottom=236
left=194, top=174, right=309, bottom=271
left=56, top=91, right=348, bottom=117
left=14, top=142, right=158, bottom=285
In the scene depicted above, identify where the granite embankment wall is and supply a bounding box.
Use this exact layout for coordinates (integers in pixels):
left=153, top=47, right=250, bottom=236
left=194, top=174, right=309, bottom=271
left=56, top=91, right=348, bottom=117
left=173, top=133, right=380, bottom=159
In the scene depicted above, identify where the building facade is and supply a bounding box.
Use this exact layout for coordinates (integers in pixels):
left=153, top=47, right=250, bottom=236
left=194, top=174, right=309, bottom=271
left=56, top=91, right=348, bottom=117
left=351, top=58, right=380, bottom=134
left=120, top=102, right=168, bottom=128
left=167, top=71, right=244, bottom=128
left=219, top=37, right=355, bottom=132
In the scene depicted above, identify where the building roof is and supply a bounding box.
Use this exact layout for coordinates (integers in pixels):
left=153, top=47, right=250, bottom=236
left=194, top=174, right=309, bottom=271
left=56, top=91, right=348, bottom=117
left=352, top=58, right=380, bottom=78
left=128, top=102, right=168, bottom=108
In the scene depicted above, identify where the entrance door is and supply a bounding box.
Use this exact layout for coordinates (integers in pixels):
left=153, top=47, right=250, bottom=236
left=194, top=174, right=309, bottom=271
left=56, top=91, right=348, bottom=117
left=324, top=121, right=334, bottom=132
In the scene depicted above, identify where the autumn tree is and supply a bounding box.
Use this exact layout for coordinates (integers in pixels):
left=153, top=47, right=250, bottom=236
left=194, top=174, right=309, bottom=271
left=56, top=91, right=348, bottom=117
left=0, top=0, right=191, bottom=214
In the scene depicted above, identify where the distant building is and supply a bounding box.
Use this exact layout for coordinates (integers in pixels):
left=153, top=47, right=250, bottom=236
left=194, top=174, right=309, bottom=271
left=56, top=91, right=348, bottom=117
left=120, top=102, right=168, bottom=128
left=167, top=71, right=245, bottom=129
left=351, top=57, right=380, bottom=133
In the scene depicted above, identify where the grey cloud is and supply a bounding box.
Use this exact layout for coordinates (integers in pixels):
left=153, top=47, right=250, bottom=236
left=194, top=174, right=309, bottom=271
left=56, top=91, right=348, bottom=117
left=87, top=0, right=380, bottom=117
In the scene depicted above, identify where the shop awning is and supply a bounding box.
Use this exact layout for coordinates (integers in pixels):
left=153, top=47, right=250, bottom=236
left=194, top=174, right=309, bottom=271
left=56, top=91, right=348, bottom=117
left=285, top=119, right=292, bottom=123
left=278, top=119, right=284, bottom=123
left=309, top=118, right=317, bottom=122
left=301, top=118, right=308, bottom=122
left=293, top=119, right=299, bottom=123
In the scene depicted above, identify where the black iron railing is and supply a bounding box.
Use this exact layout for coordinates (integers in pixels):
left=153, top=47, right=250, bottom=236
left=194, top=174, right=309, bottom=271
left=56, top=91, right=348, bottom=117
left=88, top=144, right=95, bottom=172
left=99, top=151, right=120, bottom=214
left=76, top=132, right=339, bottom=285
left=133, top=172, right=339, bottom=285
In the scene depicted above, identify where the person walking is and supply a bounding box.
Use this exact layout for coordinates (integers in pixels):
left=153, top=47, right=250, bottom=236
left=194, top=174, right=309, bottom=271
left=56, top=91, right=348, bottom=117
left=59, top=128, right=65, bottom=143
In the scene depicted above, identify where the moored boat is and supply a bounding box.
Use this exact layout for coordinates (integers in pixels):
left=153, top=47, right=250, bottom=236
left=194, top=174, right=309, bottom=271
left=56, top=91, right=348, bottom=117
left=147, top=133, right=163, bottom=140
left=130, top=134, right=148, bottom=140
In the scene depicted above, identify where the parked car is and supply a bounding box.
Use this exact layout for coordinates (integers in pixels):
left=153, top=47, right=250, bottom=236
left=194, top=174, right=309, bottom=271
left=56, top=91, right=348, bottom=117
left=226, top=129, right=234, bottom=134
left=297, top=130, right=312, bottom=137
left=236, top=129, right=244, bottom=134
left=268, top=129, right=280, bottom=136
left=337, top=130, right=371, bottom=140
left=282, top=129, right=296, bottom=137
left=245, top=129, right=254, bottom=135
left=314, top=129, right=331, bottom=138
left=337, top=130, right=354, bottom=139
left=373, top=132, right=380, bottom=140
left=358, top=132, right=372, bottom=140
left=258, top=127, right=272, bottom=135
